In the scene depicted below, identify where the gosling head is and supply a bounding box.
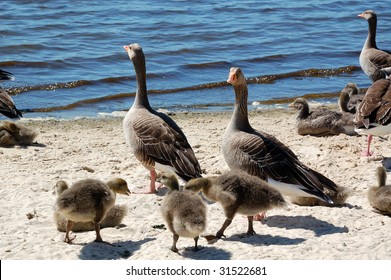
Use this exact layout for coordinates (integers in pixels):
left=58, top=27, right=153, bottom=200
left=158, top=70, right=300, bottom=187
left=157, top=173, right=179, bottom=191
left=184, top=178, right=210, bottom=193
left=107, top=178, right=131, bottom=196
left=55, top=180, right=69, bottom=196
left=376, top=166, right=387, bottom=187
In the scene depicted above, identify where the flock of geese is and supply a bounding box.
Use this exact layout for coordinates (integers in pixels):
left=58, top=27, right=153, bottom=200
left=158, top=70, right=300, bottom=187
left=1, top=9, right=391, bottom=252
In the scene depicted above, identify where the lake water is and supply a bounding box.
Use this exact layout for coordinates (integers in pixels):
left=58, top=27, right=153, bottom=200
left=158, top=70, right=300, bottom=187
left=0, top=0, right=390, bottom=119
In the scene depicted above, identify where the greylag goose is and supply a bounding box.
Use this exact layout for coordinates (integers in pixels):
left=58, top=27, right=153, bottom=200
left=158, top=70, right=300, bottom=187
left=367, top=166, right=391, bottom=215
left=223, top=67, right=338, bottom=204
left=123, top=43, right=202, bottom=194
left=0, top=121, right=38, bottom=147
left=159, top=173, right=206, bottom=252
left=339, top=83, right=364, bottom=114
left=54, top=178, right=130, bottom=244
left=54, top=180, right=128, bottom=232
left=184, top=170, right=286, bottom=243
left=289, top=97, right=357, bottom=136
left=0, top=70, right=22, bottom=119
left=358, top=10, right=391, bottom=83
left=354, top=76, right=391, bottom=156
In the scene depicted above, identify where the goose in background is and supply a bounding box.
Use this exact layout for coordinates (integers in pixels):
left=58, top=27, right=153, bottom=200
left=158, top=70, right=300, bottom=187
left=53, top=180, right=128, bottom=232
left=0, top=121, right=38, bottom=147
left=367, top=166, right=391, bottom=215
left=54, top=178, right=130, bottom=244
left=289, top=97, right=357, bottom=136
left=339, top=83, right=364, bottom=114
left=358, top=10, right=391, bottom=83
left=159, top=173, right=206, bottom=252
left=354, top=76, right=391, bottom=156
left=122, top=43, right=202, bottom=194
left=184, top=171, right=286, bottom=243
left=0, top=70, right=22, bottom=119
left=223, top=67, right=338, bottom=205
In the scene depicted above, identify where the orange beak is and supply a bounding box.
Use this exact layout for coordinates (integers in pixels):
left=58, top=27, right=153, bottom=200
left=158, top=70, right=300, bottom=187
left=357, top=13, right=364, bottom=18
left=227, top=73, right=236, bottom=84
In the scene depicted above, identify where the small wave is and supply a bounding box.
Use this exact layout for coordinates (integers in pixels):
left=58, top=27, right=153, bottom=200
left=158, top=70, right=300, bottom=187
left=6, top=65, right=360, bottom=96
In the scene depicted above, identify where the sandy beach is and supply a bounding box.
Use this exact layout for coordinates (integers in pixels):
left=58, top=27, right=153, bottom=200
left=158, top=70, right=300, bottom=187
left=1, top=107, right=391, bottom=260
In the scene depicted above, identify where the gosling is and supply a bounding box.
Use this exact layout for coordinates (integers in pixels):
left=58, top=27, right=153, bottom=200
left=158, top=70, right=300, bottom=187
left=368, top=166, right=391, bottom=215
left=290, top=186, right=350, bottom=206
left=159, top=173, right=206, bottom=253
left=53, top=180, right=128, bottom=232
left=184, top=170, right=286, bottom=243
left=54, top=178, right=130, bottom=244
left=0, top=121, right=38, bottom=147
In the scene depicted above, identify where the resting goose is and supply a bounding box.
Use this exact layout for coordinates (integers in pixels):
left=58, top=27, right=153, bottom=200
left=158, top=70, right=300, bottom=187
left=358, top=10, right=391, bottom=83
left=223, top=67, right=338, bottom=204
left=339, top=83, right=364, bottom=114
left=55, top=178, right=130, bottom=244
left=0, top=121, right=38, bottom=147
left=289, top=97, right=357, bottom=136
left=354, top=76, right=391, bottom=156
left=367, top=166, right=391, bottom=215
left=184, top=170, right=286, bottom=243
left=159, top=173, right=206, bottom=252
left=290, top=185, right=350, bottom=206
left=53, top=180, right=128, bottom=232
left=0, top=70, right=22, bottom=119
left=123, top=43, right=202, bottom=194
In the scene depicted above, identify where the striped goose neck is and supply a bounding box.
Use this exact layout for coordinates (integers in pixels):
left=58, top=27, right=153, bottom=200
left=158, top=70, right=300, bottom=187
left=364, top=16, right=377, bottom=50
left=132, top=53, right=151, bottom=109
left=231, top=83, right=252, bottom=130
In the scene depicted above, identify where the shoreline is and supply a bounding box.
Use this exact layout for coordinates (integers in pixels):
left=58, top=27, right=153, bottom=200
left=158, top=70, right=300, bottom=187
left=1, top=108, right=391, bottom=260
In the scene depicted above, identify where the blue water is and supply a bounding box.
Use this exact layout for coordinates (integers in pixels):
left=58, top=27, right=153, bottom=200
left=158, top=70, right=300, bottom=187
left=0, top=0, right=390, bottom=119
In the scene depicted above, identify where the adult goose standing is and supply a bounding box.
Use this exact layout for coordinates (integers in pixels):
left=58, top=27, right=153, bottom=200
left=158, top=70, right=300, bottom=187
left=289, top=97, right=357, bottom=136
left=358, top=10, right=391, bottom=83
left=354, top=76, right=391, bottom=156
left=223, top=67, right=338, bottom=204
left=0, top=69, right=22, bottom=119
left=122, top=43, right=202, bottom=193
left=339, top=83, right=364, bottom=114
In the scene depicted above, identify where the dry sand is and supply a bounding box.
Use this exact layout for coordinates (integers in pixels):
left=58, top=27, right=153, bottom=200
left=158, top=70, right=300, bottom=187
left=1, top=108, right=391, bottom=260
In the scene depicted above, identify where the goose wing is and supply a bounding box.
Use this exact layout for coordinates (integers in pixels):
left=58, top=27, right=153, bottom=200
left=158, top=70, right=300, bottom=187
left=132, top=112, right=201, bottom=181
left=231, top=130, right=337, bottom=198
left=0, top=88, right=22, bottom=119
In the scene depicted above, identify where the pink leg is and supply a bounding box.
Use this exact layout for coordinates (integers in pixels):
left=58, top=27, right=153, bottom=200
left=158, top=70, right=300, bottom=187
left=362, top=135, right=373, bottom=156
left=133, top=169, right=163, bottom=194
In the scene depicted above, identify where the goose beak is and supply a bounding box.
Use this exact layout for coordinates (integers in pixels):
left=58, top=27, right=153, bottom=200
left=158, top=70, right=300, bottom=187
left=357, top=13, right=364, bottom=18
left=227, top=73, right=236, bottom=84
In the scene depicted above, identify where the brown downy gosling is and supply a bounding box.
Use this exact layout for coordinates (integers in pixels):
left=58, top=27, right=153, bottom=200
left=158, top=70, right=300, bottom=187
left=290, top=186, right=350, bottom=207
left=53, top=180, right=128, bottom=232
left=368, top=166, right=391, bottom=215
left=184, top=170, right=286, bottom=244
left=0, top=121, right=38, bottom=147
left=54, top=178, right=130, bottom=244
left=159, top=173, right=206, bottom=253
